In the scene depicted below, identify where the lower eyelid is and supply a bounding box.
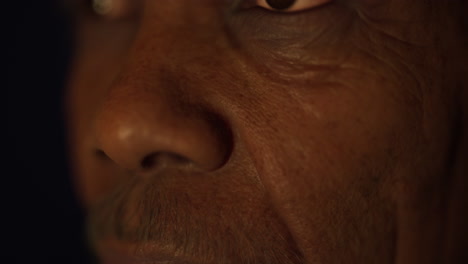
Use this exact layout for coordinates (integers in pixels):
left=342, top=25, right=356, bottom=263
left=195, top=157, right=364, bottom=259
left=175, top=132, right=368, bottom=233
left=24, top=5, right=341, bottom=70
left=290, top=0, right=333, bottom=12
left=228, top=2, right=356, bottom=50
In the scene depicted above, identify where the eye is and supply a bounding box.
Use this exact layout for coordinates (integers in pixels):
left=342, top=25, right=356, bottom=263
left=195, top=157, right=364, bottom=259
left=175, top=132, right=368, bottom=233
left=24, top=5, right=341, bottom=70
left=256, top=0, right=332, bottom=12
left=89, top=0, right=140, bottom=19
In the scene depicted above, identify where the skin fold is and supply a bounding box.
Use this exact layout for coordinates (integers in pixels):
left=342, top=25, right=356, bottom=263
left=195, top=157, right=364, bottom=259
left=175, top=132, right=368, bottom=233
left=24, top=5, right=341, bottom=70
left=66, top=0, right=467, bottom=263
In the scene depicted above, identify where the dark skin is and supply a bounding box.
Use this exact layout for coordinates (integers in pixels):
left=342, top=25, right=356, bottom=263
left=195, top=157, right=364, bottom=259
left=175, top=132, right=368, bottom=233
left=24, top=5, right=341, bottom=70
left=66, top=0, right=467, bottom=263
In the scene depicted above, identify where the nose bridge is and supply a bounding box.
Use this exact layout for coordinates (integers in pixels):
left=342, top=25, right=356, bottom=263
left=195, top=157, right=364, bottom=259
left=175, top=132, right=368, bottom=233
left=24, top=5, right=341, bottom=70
left=93, top=9, right=233, bottom=174
left=134, top=0, right=228, bottom=62
left=143, top=0, right=225, bottom=32
left=112, top=2, right=227, bottom=95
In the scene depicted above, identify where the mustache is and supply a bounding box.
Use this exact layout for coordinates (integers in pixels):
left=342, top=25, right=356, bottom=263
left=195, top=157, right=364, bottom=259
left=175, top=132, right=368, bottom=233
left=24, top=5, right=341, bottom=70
left=86, top=174, right=304, bottom=264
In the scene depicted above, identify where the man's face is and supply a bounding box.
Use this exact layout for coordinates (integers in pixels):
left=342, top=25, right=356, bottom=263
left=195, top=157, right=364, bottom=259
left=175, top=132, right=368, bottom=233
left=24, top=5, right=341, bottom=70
left=66, top=0, right=459, bottom=263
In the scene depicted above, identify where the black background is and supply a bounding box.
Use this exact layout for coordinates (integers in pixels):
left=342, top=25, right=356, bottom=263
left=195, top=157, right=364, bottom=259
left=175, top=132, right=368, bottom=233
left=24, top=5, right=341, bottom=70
left=7, top=0, right=93, bottom=263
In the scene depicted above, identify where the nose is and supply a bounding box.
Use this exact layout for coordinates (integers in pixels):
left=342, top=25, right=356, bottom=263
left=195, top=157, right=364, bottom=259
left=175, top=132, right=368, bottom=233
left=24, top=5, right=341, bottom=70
left=94, top=71, right=232, bottom=175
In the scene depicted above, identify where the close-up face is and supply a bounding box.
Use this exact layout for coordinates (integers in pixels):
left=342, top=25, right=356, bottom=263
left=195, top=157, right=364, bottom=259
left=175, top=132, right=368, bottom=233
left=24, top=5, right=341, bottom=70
left=66, top=0, right=466, bottom=263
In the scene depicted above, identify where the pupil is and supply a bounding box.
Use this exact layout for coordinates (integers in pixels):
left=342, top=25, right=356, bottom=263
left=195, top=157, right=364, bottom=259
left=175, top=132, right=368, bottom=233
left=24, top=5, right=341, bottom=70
left=266, top=0, right=296, bottom=10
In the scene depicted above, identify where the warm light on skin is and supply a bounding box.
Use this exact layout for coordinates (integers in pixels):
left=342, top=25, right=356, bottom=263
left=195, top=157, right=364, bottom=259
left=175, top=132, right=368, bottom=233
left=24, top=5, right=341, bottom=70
left=67, top=0, right=467, bottom=263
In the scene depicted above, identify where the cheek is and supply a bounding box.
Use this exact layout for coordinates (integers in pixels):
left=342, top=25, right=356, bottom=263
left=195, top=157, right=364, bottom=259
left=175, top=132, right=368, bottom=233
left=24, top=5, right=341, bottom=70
left=233, top=68, right=422, bottom=261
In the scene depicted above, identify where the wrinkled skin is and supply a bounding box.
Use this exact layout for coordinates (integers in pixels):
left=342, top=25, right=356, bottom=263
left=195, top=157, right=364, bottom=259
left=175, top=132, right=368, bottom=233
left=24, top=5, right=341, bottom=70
left=66, top=0, right=467, bottom=263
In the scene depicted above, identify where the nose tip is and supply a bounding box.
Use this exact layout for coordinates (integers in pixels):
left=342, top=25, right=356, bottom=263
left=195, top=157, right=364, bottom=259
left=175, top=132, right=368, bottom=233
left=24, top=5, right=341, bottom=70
left=94, top=98, right=232, bottom=174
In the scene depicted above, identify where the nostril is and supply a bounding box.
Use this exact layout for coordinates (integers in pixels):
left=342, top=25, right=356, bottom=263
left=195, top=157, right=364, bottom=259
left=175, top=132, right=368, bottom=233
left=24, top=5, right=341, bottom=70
left=141, top=152, right=193, bottom=171
left=94, top=95, right=234, bottom=173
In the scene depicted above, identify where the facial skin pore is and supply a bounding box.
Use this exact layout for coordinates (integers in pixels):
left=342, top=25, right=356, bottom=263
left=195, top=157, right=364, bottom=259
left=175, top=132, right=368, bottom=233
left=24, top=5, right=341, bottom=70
left=66, top=0, right=467, bottom=263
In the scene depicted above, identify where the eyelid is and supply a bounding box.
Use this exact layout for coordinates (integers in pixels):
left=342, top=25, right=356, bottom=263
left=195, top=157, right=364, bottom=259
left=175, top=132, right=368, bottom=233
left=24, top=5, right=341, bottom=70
left=256, top=0, right=332, bottom=12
